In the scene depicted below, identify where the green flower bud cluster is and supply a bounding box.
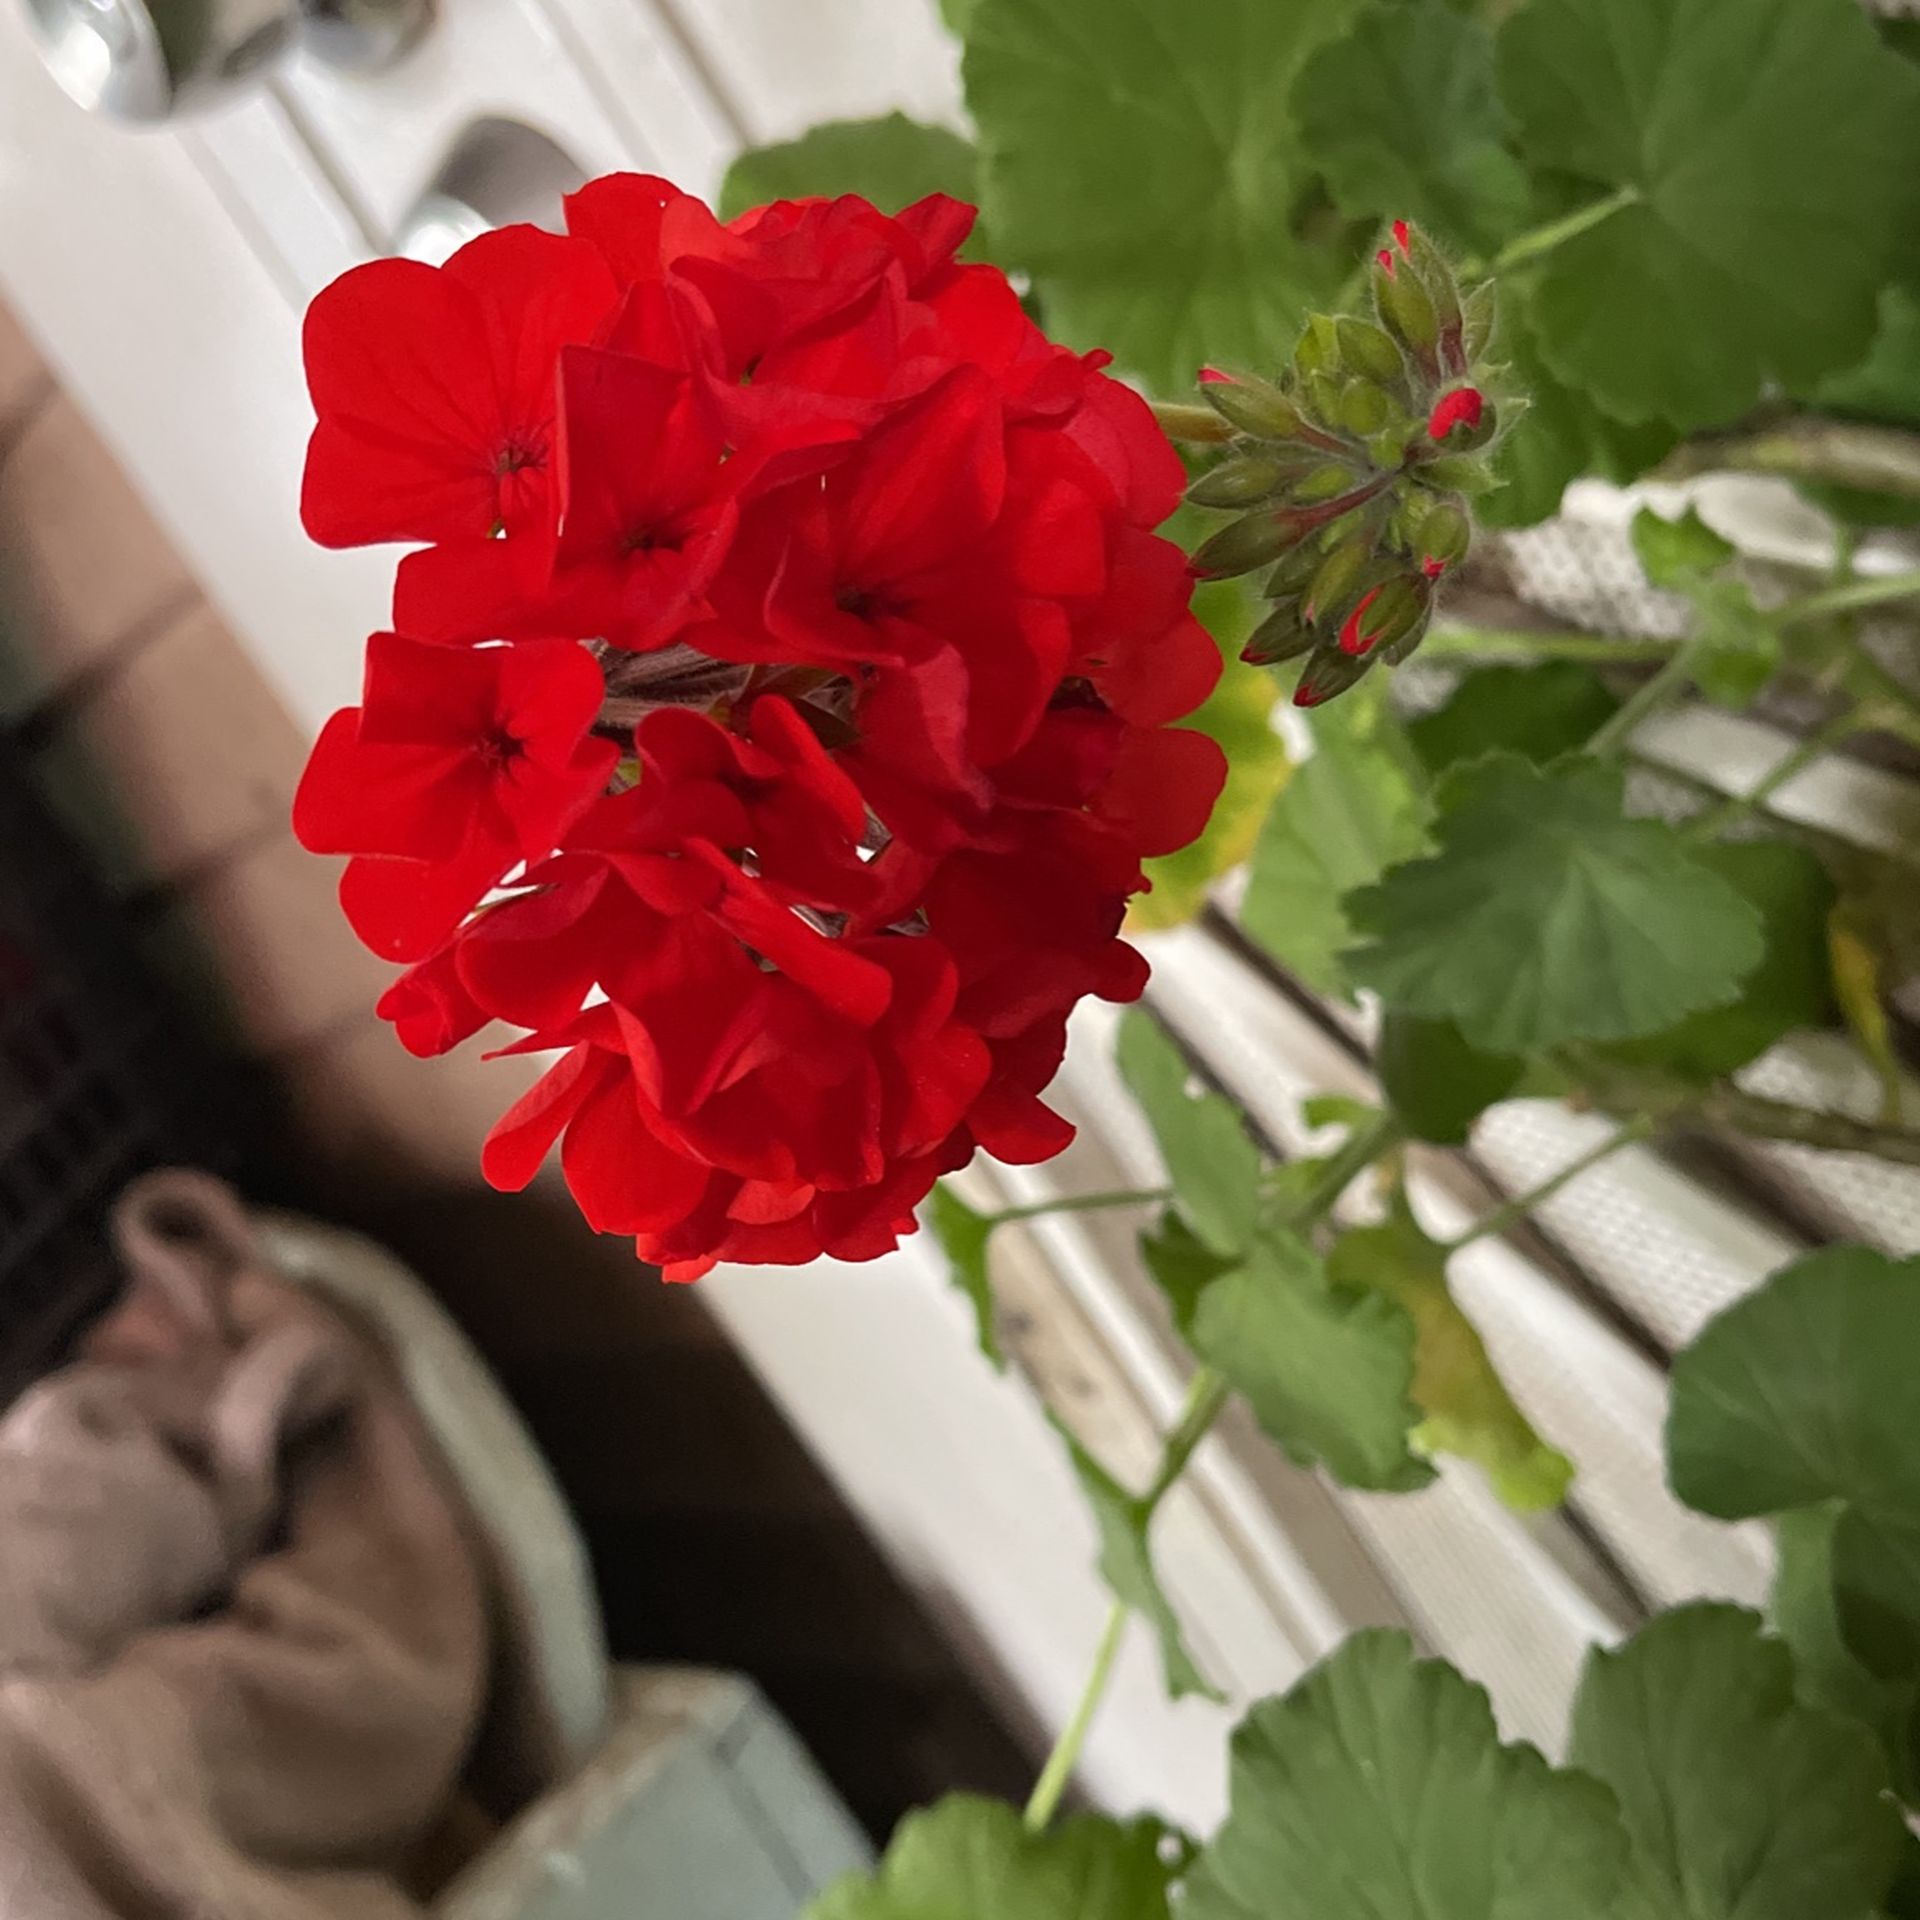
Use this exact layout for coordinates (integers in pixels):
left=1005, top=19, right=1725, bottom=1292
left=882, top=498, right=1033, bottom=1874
left=1185, top=220, right=1515, bottom=707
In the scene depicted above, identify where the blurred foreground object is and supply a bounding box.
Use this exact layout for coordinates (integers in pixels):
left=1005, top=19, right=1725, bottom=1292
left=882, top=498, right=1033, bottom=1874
left=0, top=1168, right=489, bottom=1917
left=0, top=1170, right=867, bottom=1916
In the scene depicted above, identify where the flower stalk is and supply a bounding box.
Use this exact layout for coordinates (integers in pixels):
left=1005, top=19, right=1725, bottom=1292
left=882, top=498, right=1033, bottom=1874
left=1022, top=1113, right=1403, bottom=1832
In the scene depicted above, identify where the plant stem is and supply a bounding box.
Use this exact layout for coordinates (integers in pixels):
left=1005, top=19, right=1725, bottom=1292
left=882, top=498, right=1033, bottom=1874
left=1435, top=569, right=1920, bottom=679
left=1144, top=1366, right=1232, bottom=1508
left=1490, top=185, right=1641, bottom=275
left=1775, top=569, right=1920, bottom=627
left=989, top=1188, right=1172, bottom=1226
left=1584, top=635, right=1705, bottom=755
left=1424, top=625, right=1674, bottom=667
left=1284, top=1112, right=1405, bottom=1233
left=1022, top=1115, right=1406, bottom=1833
left=1024, top=1362, right=1228, bottom=1833
left=1686, top=1088, right=1920, bottom=1166
left=1024, top=1600, right=1129, bottom=1833
left=1150, top=400, right=1233, bottom=444
left=1686, top=707, right=1867, bottom=840
left=1441, top=1117, right=1655, bottom=1253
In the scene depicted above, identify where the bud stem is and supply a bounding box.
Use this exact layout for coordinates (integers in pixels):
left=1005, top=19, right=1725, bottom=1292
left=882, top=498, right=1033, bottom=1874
left=1490, top=185, right=1641, bottom=275
left=1150, top=401, right=1235, bottom=444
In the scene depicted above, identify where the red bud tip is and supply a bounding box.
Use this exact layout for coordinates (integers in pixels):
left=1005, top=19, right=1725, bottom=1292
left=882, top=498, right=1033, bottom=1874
left=1337, top=586, right=1384, bottom=656
left=1422, top=556, right=1448, bottom=580
left=1294, top=683, right=1327, bottom=708
left=1392, top=219, right=1410, bottom=254
left=1198, top=366, right=1231, bottom=384
left=1427, top=386, right=1485, bottom=440
left=1376, top=249, right=1396, bottom=278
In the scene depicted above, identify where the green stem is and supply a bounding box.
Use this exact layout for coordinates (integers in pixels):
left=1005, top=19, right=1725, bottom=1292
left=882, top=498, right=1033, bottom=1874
left=1775, top=569, right=1920, bottom=627
left=1023, top=1600, right=1129, bottom=1833
left=1022, top=1115, right=1406, bottom=1832
left=1441, top=1117, right=1655, bottom=1253
left=1686, top=1087, right=1920, bottom=1167
left=1282, top=1112, right=1404, bottom=1233
left=1150, top=400, right=1233, bottom=444
left=1424, top=625, right=1674, bottom=667
left=1686, top=708, right=1867, bottom=840
left=1024, top=1364, right=1229, bottom=1832
left=1489, top=185, right=1641, bottom=275
left=989, top=1188, right=1173, bottom=1226
left=1144, top=1366, right=1231, bottom=1508
left=1585, top=635, right=1705, bottom=755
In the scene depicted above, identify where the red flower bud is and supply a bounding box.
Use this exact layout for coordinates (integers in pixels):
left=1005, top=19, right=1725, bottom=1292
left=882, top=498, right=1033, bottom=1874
left=1198, top=365, right=1231, bottom=384
left=1392, top=219, right=1410, bottom=255
left=1422, top=556, right=1448, bottom=580
left=1376, top=248, right=1396, bottom=278
left=1427, top=386, right=1484, bottom=441
left=1336, top=585, right=1385, bottom=656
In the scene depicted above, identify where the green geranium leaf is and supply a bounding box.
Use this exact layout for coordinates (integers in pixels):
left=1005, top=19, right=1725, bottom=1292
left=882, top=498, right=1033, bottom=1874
left=1139, top=1209, right=1236, bottom=1337
left=808, top=1795, right=1175, bottom=1920
left=1299, top=1093, right=1379, bottom=1137
left=1569, top=1604, right=1904, bottom=1920
left=1053, top=1415, right=1220, bottom=1701
left=1376, top=1012, right=1522, bottom=1146
left=1327, top=1191, right=1571, bottom=1509
left=1498, top=0, right=1920, bottom=428
left=1189, top=1228, right=1430, bottom=1491
left=1185, top=1630, right=1628, bottom=1920
left=1478, top=298, right=1677, bottom=528
left=1294, top=0, right=1529, bottom=252
left=1136, top=576, right=1287, bottom=929
left=1773, top=1504, right=1920, bottom=1800
left=1630, top=506, right=1735, bottom=592
left=964, top=0, right=1362, bottom=391
left=937, top=0, right=974, bottom=33
left=1115, top=1010, right=1263, bottom=1258
left=926, top=1183, right=1003, bottom=1369
left=1346, top=754, right=1766, bottom=1055
left=1816, top=287, right=1920, bottom=427
left=1240, top=700, right=1431, bottom=997
left=1408, top=661, right=1619, bottom=775
left=719, top=114, right=984, bottom=244
left=1669, top=1247, right=1920, bottom=1679
left=1476, top=353, right=1590, bottom=528
left=1601, top=839, right=1836, bottom=1083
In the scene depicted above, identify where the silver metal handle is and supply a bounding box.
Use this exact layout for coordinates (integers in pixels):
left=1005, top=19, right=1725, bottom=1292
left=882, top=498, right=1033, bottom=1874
left=21, top=0, right=432, bottom=123
left=395, top=118, right=589, bottom=264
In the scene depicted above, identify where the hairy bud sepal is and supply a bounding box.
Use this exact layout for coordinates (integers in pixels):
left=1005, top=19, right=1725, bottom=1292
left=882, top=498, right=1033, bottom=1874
left=1181, top=220, right=1521, bottom=705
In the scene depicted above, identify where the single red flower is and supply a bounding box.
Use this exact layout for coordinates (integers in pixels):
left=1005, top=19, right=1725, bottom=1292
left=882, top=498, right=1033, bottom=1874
left=294, top=632, right=619, bottom=959
left=301, top=227, right=618, bottom=547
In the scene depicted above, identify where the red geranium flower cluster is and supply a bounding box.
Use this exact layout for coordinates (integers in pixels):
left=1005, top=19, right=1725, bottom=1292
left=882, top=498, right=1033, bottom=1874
left=294, top=177, right=1224, bottom=1279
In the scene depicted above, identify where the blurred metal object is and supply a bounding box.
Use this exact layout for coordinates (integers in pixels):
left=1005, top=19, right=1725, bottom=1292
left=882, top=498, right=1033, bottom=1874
left=395, top=118, right=589, bottom=264
left=19, top=0, right=431, bottom=122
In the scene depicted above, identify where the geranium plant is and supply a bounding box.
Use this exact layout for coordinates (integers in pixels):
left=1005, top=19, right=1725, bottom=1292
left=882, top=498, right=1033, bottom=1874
left=291, top=0, right=1920, bottom=1907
